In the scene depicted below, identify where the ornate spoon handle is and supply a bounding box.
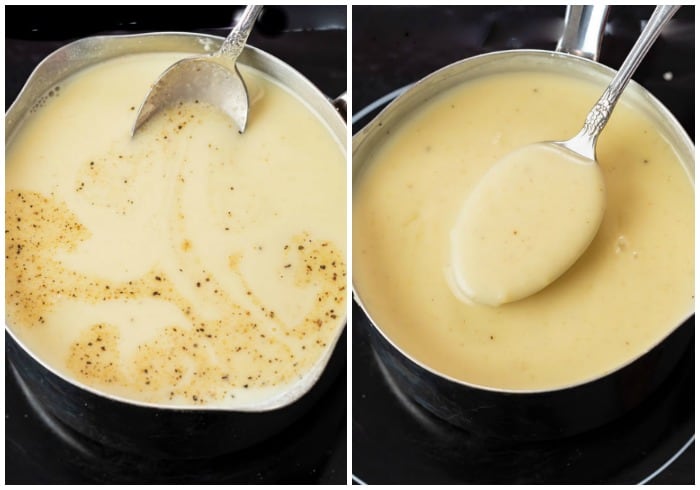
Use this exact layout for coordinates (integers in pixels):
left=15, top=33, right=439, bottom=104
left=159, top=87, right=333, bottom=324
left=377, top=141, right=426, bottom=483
left=580, top=5, right=679, bottom=144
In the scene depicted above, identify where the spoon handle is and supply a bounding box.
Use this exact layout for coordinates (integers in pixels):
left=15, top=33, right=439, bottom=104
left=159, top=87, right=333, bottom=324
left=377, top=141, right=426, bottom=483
left=581, top=5, right=680, bottom=142
left=216, top=5, right=264, bottom=63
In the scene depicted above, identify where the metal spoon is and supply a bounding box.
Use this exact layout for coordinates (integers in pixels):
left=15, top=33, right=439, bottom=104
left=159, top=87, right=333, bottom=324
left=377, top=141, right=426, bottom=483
left=449, top=5, right=680, bottom=307
left=132, top=5, right=263, bottom=136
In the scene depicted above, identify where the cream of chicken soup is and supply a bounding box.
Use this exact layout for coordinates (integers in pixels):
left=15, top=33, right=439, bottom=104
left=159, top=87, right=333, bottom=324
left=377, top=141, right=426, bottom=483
left=6, top=52, right=346, bottom=407
left=353, top=70, right=693, bottom=391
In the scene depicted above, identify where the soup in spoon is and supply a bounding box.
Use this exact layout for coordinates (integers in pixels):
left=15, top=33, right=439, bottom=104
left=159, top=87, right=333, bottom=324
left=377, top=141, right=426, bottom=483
left=449, top=142, right=606, bottom=306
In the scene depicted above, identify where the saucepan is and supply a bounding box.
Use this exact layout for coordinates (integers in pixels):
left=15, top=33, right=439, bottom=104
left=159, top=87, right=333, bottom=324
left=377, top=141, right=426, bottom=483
left=6, top=29, right=347, bottom=458
left=352, top=5, right=693, bottom=440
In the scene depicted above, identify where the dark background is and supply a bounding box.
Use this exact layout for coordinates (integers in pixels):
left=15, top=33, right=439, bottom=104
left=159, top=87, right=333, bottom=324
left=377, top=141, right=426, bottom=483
left=352, top=5, right=693, bottom=485
left=5, top=5, right=347, bottom=485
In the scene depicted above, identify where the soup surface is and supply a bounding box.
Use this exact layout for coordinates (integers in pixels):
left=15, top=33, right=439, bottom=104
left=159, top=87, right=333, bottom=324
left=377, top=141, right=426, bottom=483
left=6, top=52, right=346, bottom=407
left=353, top=70, right=693, bottom=390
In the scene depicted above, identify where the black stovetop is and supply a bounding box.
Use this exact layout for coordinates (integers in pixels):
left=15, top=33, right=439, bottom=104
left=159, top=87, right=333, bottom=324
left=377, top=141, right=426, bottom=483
left=5, top=6, right=347, bottom=485
left=352, top=6, right=694, bottom=485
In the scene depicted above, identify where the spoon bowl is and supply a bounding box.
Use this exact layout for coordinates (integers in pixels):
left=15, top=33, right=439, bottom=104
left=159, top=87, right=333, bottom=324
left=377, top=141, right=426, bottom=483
left=132, top=5, right=262, bottom=135
left=449, top=142, right=606, bottom=306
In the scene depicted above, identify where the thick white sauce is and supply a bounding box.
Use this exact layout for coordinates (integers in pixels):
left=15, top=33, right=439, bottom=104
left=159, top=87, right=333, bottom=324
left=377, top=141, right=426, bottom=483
left=449, top=143, right=606, bottom=306
left=6, top=53, right=347, bottom=407
left=353, top=70, right=693, bottom=391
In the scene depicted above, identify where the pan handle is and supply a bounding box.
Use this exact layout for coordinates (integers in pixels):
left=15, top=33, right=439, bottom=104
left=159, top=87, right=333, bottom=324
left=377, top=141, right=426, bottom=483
left=556, top=5, right=609, bottom=61
left=332, top=92, right=347, bottom=121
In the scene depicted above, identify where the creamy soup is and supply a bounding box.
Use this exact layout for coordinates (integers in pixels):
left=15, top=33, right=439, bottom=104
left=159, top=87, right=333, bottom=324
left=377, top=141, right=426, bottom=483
left=6, top=52, right=346, bottom=407
left=353, top=70, right=693, bottom=391
left=450, top=142, right=606, bottom=306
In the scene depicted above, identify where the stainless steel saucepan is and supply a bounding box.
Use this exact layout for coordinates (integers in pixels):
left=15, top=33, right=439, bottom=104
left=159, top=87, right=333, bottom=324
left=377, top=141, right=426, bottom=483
left=352, top=5, right=693, bottom=440
left=6, top=31, right=347, bottom=458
